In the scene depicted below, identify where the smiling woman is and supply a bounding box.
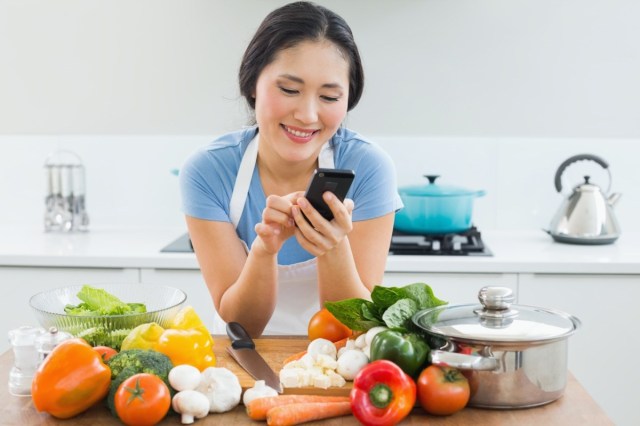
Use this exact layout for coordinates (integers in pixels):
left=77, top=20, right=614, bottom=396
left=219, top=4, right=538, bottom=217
left=179, top=1, right=403, bottom=337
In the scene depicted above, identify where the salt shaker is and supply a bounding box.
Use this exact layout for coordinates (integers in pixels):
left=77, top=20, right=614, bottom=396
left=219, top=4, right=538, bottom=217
left=34, top=327, right=73, bottom=365
left=7, top=326, right=45, bottom=396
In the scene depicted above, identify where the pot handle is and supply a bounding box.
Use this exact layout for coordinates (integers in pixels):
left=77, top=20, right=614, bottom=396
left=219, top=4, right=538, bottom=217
left=429, top=350, right=498, bottom=371
left=554, top=154, right=610, bottom=193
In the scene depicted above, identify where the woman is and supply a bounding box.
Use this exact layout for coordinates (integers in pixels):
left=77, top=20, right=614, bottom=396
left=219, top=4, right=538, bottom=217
left=180, top=1, right=402, bottom=336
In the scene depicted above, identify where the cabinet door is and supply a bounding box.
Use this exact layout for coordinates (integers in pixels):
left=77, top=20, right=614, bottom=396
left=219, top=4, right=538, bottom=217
left=383, top=272, right=518, bottom=305
left=0, top=266, right=139, bottom=353
left=519, top=273, right=640, bottom=426
left=140, top=269, right=216, bottom=331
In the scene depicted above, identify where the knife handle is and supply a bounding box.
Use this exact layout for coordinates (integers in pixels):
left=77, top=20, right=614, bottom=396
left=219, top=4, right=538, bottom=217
left=226, top=321, right=256, bottom=350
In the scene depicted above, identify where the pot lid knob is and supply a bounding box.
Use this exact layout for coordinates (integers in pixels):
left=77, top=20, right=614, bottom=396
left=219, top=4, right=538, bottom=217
left=478, top=287, right=514, bottom=310
left=423, top=175, right=440, bottom=184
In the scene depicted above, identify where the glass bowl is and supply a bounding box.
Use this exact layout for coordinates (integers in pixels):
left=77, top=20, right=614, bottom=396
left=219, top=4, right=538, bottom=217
left=29, top=284, right=187, bottom=350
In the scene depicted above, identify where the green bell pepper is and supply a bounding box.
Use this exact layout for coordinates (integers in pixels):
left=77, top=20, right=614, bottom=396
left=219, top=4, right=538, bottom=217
left=369, top=329, right=429, bottom=377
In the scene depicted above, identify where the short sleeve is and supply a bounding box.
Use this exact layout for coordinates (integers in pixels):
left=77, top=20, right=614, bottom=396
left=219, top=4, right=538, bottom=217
left=179, top=147, right=233, bottom=222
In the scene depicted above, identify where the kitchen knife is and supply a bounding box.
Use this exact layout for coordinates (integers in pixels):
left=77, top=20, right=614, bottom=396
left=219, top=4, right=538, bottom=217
left=226, top=321, right=283, bottom=393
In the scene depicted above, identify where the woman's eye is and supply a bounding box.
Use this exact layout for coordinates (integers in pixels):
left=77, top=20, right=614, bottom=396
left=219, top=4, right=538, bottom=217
left=321, top=96, right=340, bottom=102
left=279, top=87, right=298, bottom=95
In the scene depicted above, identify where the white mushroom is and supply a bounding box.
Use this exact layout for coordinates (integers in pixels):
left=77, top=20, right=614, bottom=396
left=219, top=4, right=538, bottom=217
left=169, top=364, right=202, bottom=391
left=172, top=390, right=210, bottom=424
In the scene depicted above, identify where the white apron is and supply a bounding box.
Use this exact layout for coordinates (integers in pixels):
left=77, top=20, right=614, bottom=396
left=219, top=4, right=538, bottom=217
left=211, top=134, right=335, bottom=335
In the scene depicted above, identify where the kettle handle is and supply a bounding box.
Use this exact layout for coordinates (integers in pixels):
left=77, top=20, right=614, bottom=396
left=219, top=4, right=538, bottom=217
left=554, top=154, right=609, bottom=193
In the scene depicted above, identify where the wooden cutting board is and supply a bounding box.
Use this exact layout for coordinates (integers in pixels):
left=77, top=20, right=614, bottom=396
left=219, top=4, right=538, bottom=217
left=213, top=336, right=352, bottom=397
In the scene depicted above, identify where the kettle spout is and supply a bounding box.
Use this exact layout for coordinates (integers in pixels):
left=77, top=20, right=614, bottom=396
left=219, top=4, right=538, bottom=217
left=608, top=192, right=622, bottom=207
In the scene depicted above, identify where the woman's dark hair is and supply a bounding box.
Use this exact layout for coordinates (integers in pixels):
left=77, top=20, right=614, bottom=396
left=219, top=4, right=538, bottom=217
left=239, top=1, right=364, bottom=112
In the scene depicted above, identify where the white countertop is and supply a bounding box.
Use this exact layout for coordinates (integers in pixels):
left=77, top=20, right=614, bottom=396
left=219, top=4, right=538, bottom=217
left=1, top=227, right=639, bottom=274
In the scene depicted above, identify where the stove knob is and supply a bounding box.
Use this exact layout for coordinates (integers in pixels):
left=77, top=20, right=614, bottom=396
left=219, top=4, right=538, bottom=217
left=432, top=240, right=441, bottom=251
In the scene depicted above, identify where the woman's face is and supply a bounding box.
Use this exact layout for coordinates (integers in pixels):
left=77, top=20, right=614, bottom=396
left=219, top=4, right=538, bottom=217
left=254, top=40, right=350, bottom=165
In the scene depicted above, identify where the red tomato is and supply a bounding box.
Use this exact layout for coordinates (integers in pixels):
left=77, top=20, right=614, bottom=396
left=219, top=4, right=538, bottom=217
left=114, top=373, right=171, bottom=426
left=417, top=365, right=470, bottom=416
left=93, top=345, right=117, bottom=362
left=308, top=308, right=352, bottom=342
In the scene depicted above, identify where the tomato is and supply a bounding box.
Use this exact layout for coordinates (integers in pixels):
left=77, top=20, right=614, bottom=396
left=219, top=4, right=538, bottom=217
left=417, top=365, right=470, bottom=416
left=114, top=373, right=171, bottom=426
left=93, top=345, right=118, bottom=362
left=308, top=308, right=352, bottom=342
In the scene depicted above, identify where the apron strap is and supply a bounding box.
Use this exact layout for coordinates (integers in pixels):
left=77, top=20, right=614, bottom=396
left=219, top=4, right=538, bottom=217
left=229, top=134, right=259, bottom=227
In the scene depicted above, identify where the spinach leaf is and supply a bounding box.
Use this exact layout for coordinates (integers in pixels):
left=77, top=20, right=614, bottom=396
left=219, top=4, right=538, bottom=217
left=398, top=282, right=448, bottom=310
left=382, top=298, right=418, bottom=331
left=325, top=298, right=382, bottom=331
left=324, top=282, right=447, bottom=332
left=371, top=286, right=404, bottom=309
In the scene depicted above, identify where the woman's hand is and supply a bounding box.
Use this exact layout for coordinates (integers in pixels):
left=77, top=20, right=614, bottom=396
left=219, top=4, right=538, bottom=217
left=292, top=191, right=354, bottom=257
left=253, top=192, right=302, bottom=255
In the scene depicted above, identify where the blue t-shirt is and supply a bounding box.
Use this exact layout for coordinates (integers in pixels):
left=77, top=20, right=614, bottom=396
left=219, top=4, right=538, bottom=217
left=180, top=126, right=403, bottom=265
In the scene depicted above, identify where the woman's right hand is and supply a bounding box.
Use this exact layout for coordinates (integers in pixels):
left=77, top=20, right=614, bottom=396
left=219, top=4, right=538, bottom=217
left=252, top=192, right=304, bottom=255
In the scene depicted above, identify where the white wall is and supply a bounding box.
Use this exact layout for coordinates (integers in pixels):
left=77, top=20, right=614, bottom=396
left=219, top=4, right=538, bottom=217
left=1, top=1, right=639, bottom=234
left=1, top=0, right=639, bottom=137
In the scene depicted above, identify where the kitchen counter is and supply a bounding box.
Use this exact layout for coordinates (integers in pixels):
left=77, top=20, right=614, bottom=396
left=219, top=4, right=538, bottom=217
left=1, top=227, right=639, bottom=274
left=0, top=337, right=612, bottom=425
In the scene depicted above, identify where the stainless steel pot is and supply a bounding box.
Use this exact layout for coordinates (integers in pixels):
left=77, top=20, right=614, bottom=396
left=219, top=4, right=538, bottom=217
left=412, top=287, right=581, bottom=409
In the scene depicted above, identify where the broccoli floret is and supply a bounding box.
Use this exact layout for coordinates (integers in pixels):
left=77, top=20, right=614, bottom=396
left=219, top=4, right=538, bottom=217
left=106, top=349, right=174, bottom=417
left=107, top=349, right=173, bottom=381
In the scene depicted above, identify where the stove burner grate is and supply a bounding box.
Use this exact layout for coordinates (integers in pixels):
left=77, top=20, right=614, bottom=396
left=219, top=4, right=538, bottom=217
left=389, top=226, right=492, bottom=256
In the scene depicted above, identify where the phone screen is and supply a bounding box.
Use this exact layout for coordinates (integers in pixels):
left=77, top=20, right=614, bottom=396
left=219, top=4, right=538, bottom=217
left=303, top=168, right=355, bottom=221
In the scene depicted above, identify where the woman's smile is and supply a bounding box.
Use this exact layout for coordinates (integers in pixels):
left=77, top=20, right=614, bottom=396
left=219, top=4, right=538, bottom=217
left=281, top=124, right=319, bottom=144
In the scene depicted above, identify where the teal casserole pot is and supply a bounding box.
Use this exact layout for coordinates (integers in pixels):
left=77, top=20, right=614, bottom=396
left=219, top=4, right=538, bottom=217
left=394, top=175, right=486, bottom=234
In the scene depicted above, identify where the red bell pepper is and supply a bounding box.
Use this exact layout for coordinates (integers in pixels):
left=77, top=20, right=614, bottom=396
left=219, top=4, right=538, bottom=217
left=350, top=359, right=416, bottom=426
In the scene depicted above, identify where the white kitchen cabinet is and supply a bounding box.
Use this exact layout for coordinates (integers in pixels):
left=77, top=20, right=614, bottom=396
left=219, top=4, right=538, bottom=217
left=383, top=272, right=518, bottom=305
left=0, top=266, right=139, bottom=353
left=139, top=268, right=217, bottom=331
left=518, top=273, right=640, bottom=426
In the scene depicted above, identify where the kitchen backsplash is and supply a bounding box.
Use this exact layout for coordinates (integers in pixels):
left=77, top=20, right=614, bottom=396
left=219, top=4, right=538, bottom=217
left=2, top=135, right=638, bottom=234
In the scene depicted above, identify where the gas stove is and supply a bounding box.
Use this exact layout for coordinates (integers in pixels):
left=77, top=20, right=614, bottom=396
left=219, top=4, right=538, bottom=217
left=162, top=226, right=492, bottom=256
left=389, top=226, right=492, bottom=256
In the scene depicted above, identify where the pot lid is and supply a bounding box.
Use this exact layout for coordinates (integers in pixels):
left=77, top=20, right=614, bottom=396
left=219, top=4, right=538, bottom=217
left=413, top=287, right=580, bottom=344
left=399, top=175, right=484, bottom=197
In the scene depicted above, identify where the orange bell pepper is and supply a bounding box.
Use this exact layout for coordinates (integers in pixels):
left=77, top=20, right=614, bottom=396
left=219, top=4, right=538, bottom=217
left=31, top=338, right=111, bottom=419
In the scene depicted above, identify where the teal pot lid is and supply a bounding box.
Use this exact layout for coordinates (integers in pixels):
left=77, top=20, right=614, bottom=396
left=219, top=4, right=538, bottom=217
left=399, top=175, right=486, bottom=197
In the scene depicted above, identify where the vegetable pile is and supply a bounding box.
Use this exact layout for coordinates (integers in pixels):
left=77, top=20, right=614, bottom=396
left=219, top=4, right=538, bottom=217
left=30, top=304, right=231, bottom=425
left=320, top=283, right=473, bottom=423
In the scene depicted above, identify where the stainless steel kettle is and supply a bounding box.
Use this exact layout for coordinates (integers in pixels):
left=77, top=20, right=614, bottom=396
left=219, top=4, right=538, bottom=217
left=547, top=154, right=621, bottom=244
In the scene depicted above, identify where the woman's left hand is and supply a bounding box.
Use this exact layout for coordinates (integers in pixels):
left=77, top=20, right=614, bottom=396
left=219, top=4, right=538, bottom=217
left=292, top=191, right=354, bottom=256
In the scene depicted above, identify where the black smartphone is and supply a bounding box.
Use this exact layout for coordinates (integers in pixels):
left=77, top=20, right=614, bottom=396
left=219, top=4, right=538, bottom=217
left=303, top=168, right=355, bottom=222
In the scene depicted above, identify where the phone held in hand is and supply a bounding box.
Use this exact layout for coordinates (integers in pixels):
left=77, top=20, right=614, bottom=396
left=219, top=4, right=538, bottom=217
left=303, top=168, right=355, bottom=221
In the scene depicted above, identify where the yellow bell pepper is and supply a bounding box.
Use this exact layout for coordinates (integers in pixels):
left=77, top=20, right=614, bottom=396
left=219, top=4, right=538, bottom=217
left=121, top=306, right=216, bottom=371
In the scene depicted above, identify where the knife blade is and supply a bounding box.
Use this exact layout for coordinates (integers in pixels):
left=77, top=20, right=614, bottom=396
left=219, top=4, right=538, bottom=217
left=226, top=321, right=283, bottom=393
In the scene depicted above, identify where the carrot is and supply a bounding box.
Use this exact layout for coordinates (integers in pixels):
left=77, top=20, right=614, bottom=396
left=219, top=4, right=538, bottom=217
left=266, top=401, right=352, bottom=426
left=246, top=395, right=350, bottom=421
